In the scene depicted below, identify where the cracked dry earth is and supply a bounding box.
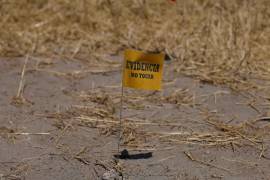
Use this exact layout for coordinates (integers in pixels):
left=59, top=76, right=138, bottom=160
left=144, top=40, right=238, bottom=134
left=0, top=56, right=270, bottom=180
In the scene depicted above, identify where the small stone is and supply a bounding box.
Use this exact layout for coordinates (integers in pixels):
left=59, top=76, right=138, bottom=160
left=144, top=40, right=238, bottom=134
left=102, top=169, right=118, bottom=180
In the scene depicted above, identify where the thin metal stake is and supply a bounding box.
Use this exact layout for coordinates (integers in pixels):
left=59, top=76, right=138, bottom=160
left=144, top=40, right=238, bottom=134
left=118, top=57, right=125, bottom=153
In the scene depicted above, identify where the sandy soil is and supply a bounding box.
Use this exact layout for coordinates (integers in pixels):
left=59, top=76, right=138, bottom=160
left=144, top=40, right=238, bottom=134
left=0, top=57, right=270, bottom=180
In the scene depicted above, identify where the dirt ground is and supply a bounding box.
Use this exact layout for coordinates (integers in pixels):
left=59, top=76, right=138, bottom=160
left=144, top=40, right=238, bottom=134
left=0, top=56, right=270, bottom=180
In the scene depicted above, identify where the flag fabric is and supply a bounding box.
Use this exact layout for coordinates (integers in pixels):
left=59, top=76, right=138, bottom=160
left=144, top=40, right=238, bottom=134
left=123, top=49, right=164, bottom=91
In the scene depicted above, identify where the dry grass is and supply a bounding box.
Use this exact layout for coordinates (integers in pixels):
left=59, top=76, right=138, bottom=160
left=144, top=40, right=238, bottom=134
left=43, top=87, right=270, bottom=154
left=1, top=2, right=270, bottom=177
left=0, top=0, right=269, bottom=90
left=1, top=0, right=270, bottom=158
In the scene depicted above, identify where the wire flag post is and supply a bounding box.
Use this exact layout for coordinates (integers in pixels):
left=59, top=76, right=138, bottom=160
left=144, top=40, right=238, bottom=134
left=117, top=49, right=165, bottom=153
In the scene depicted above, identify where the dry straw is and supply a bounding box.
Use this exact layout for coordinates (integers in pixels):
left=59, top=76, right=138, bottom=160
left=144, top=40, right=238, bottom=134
left=1, top=1, right=270, bottom=177
left=42, top=87, right=270, bottom=154
left=0, top=0, right=269, bottom=90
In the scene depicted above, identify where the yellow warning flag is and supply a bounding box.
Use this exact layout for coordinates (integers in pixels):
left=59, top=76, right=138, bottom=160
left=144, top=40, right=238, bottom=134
left=123, top=49, right=164, bottom=90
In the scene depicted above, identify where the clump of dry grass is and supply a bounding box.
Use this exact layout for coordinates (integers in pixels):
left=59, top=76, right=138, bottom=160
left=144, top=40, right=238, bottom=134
left=0, top=126, right=17, bottom=141
left=49, top=102, right=270, bottom=154
left=10, top=55, right=34, bottom=106
left=1, top=162, right=30, bottom=180
left=163, top=88, right=193, bottom=106
left=158, top=117, right=269, bottom=149
left=0, top=0, right=269, bottom=90
left=44, top=87, right=270, bottom=154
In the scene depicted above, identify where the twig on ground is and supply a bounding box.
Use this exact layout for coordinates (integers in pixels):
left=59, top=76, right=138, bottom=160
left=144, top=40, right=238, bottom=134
left=184, top=151, right=232, bottom=174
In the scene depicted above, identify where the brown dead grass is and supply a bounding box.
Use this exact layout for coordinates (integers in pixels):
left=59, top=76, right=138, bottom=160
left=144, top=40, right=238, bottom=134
left=1, top=0, right=270, bottom=157
left=42, top=87, right=270, bottom=154
left=0, top=0, right=270, bottom=90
